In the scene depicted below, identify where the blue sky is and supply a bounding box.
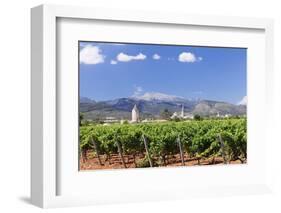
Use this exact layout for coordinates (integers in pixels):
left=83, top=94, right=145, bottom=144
left=79, top=41, right=246, bottom=104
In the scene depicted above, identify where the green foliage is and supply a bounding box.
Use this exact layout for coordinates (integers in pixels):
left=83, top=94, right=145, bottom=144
left=136, top=156, right=152, bottom=168
left=171, top=117, right=181, bottom=122
left=194, top=114, right=202, bottom=121
left=160, top=108, right=172, bottom=120
left=123, top=120, right=129, bottom=124
left=80, top=118, right=247, bottom=165
left=79, top=112, right=84, bottom=126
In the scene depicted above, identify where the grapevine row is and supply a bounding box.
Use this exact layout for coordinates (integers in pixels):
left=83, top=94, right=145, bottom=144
left=80, top=118, right=247, bottom=167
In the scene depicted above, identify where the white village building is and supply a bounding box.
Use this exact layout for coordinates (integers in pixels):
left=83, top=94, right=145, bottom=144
left=171, top=112, right=179, bottom=119
left=104, top=116, right=118, bottom=123
left=171, top=104, right=194, bottom=119
left=131, top=104, right=140, bottom=123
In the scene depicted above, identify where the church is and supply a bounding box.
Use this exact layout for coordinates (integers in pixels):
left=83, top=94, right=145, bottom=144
left=131, top=104, right=140, bottom=123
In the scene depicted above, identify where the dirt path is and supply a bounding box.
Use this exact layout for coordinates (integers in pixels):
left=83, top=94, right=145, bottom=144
left=80, top=152, right=244, bottom=170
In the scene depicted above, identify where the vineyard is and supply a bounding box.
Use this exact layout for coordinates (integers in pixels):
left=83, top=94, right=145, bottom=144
left=80, top=118, right=247, bottom=170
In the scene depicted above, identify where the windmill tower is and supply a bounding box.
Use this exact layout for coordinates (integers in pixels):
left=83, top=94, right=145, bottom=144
left=131, top=104, right=140, bottom=123
left=181, top=104, right=184, bottom=118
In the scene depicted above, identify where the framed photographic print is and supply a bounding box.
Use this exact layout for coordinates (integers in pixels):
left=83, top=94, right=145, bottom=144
left=78, top=41, right=247, bottom=171
left=31, top=4, right=274, bottom=208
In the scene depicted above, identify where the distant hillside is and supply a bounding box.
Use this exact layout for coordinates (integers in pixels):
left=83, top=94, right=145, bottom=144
left=80, top=92, right=246, bottom=120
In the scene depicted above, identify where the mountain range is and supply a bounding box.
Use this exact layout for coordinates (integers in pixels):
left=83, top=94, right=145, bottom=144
left=80, top=92, right=247, bottom=120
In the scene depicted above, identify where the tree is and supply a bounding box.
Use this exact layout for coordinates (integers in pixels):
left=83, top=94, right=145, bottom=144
left=172, top=117, right=181, bottom=122
left=194, top=114, right=202, bottom=121
left=79, top=112, right=84, bottom=126
left=160, top=109, right=172, bottom=120
left=123, top=120, right=129, bottom=124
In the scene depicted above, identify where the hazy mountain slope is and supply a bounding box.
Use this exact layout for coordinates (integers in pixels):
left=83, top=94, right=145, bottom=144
left=80, top=93, right=246, bottom=120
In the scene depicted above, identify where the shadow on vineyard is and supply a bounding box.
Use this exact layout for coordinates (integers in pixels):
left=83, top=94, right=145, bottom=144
left=79, top=119, right=247, bottom=170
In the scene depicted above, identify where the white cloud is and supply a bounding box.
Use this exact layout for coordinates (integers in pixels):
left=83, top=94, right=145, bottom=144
left=178, top=52, right=202, bottom=63
left=178, top=52, right=197, bottom=63
left=238, top=96, right=247, bottom=105
left=80, top=45, right=105, bottom=64
left=117, top=52, right=146, bottom=62
left=110, top=60, right=117, bottom=65
left=133, top=86, right=143, bottom=97
left=152, top=54, right=161, bottom=60
left=135, top=92, right=184, bottom=101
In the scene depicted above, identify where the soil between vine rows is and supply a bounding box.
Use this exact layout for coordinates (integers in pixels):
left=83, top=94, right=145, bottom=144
left=79, top=151, right=244, bottom=170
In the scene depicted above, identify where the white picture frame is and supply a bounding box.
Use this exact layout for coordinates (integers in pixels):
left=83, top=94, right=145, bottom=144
left=31, top=4, right=274, bottom=208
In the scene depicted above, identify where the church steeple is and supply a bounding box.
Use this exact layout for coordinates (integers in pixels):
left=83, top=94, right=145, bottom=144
left=131, top=104, right=140, bottom=122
